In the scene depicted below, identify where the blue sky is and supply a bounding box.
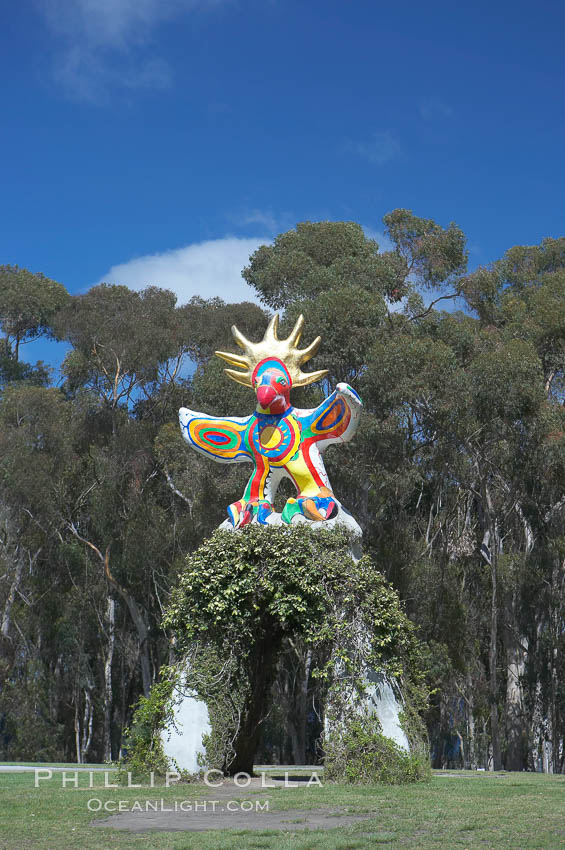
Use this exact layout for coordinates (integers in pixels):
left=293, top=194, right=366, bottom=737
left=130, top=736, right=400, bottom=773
left=2, top=0, right=564, bottom=352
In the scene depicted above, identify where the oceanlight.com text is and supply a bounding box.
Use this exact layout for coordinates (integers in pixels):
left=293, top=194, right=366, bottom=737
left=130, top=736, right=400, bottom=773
left=86, top=798, right=270, bottom=813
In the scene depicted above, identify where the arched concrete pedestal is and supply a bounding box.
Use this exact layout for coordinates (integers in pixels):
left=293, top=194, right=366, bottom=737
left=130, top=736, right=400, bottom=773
left=162, top=513, right=408, bottom=772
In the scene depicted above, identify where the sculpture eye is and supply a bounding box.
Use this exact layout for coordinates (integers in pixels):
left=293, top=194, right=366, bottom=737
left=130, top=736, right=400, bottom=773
left=276, top=377, right=287, bottom=386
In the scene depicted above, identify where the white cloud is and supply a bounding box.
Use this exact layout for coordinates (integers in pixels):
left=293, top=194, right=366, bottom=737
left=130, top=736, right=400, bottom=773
left=347, top=131, right=400, bottom=166
left=97, top=236, right=270, bottom=304
left=38, top=0, right=224, bottom=100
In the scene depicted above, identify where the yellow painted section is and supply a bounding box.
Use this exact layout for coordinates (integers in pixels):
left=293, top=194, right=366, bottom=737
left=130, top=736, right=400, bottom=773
left=260, top=425, right=278, bottom=448
left=262, top=416, right=301, bottom=467
left=285, top=453, right=320, bottom=496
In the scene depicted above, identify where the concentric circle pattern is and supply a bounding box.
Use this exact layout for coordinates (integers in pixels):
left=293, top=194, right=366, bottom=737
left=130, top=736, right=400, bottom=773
left=188, top=419, right=249, bottom=460
left=249, top=414, right=301, bottom=465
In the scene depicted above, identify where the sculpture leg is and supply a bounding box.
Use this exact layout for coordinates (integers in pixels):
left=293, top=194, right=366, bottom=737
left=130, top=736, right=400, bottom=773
left=227, top=499, right=247, bottom=526
left=227, top=455, right=274, bottom=527
left=281, top=487, right=337, bottom=523
left=237, top=500, right=274, bottom=527
left=281, top=452, right=337, bottom=523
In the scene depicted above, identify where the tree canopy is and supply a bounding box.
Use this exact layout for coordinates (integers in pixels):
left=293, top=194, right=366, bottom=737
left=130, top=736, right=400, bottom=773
left=1, top=212, right=564, bottom=773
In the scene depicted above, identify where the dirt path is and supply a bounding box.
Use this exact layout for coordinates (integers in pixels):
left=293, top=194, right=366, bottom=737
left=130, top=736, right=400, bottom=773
left=91, top=775, right=372, bottom=833
left=93, top=806, right=371, bottom=833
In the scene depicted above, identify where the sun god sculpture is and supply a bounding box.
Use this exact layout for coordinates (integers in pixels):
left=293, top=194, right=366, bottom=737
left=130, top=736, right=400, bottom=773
left=179, top=314, right=362, bottom=528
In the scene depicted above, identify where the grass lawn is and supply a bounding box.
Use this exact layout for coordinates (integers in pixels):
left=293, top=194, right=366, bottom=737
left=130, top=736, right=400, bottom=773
left=1, top=767, right=564, bottom=849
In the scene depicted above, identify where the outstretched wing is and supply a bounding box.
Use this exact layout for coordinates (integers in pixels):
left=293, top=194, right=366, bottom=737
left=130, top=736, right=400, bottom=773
left=179, top=407, right=252, bottom=463
left=295, top=383, right=362, bottom=450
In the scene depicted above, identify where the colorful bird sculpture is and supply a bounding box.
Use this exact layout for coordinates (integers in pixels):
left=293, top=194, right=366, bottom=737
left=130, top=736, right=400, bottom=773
left=179, top=314, right=362, bottom=527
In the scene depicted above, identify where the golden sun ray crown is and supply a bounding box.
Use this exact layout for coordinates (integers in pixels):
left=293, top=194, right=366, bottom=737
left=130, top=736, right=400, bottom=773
left=215, top=314, right=328, bottom=389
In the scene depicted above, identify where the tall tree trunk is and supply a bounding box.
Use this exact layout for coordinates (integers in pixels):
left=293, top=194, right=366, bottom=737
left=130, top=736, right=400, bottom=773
left=103, top=596, right=115, bottom=761
left=466, top=674, right=476, bottom=770
left=74, top=691, right=82, bottom=764
left=528, top=671, right=543, bottom=771
left=489, top=552, right=502, bottom=770
left=66, top=527, right=153, bottom=699
left=1, top=555, right=23, bottom=639
left=81, top=687, right=94, bottom=760
left=480, top=479, right=502, bottom=771
left=549, top=555, right=564, bottom=774
left=1, top=547, right=40, bottom=639
left=120, top=593, right=152, bottom=698
left=504, top=606, right=527, bottom=771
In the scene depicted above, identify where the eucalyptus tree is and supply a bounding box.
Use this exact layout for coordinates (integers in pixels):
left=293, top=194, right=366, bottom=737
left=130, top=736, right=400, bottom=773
left=359, top=238, right=565, bottom=770
left=0, top=265, right=69, bottom=363
left=0, top=383, right=90, bottom=759
left=459, top=240, right=565, bottom=770
left=48, top=286, right=196, bottom=720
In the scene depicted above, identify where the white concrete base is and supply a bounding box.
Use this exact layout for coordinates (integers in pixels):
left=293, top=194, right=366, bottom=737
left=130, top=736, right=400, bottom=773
left=161, top=685, right=211, bottom=774
left=163, top=508, right=408, bottom=772
left=365, top=671, right=410, bottom=751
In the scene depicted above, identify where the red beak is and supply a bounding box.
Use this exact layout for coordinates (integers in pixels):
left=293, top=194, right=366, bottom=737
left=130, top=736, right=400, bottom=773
left=257, top=385, right=277, bottom=408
